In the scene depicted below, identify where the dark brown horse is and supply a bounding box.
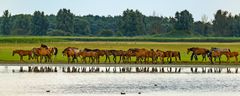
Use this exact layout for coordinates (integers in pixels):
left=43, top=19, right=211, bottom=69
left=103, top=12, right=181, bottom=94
left=187, top=47, right=209, bottom=61
left=78, top=50, right=99, bottom=64
left=12, top=50, right=33, bottom=62
left=110, top=50, right=125, bottom=64
left=62, top=47, right=79, bottom=63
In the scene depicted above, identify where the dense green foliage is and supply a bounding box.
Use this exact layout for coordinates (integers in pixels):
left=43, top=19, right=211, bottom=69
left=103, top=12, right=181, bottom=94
left=0, top=9, right=240, bottom=37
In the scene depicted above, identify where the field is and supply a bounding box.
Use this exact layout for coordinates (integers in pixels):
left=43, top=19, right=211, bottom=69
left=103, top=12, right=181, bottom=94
left=1, top=36, right=240, bottom=64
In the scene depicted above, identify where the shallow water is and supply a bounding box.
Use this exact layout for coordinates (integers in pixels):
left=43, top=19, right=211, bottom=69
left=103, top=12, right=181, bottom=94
left=0, top=66, right=240, bottom=96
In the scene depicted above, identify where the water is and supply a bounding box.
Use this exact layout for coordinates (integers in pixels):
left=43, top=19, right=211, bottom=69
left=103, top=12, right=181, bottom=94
left=0, top=66, right=240, bottom=96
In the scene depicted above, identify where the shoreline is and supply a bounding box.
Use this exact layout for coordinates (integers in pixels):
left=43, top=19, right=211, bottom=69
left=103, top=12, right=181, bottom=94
left=1, top=63, right=240, bottom=68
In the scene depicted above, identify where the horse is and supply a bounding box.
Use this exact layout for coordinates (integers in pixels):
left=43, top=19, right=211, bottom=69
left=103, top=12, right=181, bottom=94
left=110, top=50, right=125, bottom=64
left=187, top=47, right=209, bottom=61
left=222, top=51, right=238, bottom=64
left=33, top=47, right=53, bottom=63
left=134, top=48, right=149, bottom=64
left=32, top=44, right=58, bottom=63
left=62, top=47, right=79, bottom=63
left=84, top=48, right=108, bottom=63
left=12, top=50, right=33, bottom=62
left=208, top=50, right=221, bottom=64
left=210, top=47, right=231, bottom=56
left=168, top=51, right=181, bottom=63
left=145, top=49, right=158, bottom=64
left=78, top=50, right=99, bottom=64
left=102, top=50, right=112, bottom=63
left=41, top=44, right=48, bottom=49
left=155, top=50, right=180, bottom=64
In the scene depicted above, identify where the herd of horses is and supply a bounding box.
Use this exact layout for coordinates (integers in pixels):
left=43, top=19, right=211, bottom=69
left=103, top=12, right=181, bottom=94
left=12, top=44, right=239, bottom=64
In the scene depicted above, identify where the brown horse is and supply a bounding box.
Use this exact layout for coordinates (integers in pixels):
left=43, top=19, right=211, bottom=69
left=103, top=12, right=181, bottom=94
left=134, top=48, right=149, bottom=64
left=78, top=50, right=99, bottom=64
left=145, top=49, right=158, bottom=64
left=62, top=47, right=79, bottom=63
left=187, top=47, right=209, bottom=61
left=155, top=50, right=180, bottom=64
left=222, top=51, right=238, bottom=64
left=168, top=51, right=181, bottom=63
left=32, top=45, right=58, bottom=63
left=110, top=50, right=125, bottom=64
left=12, top=50, right=33, bottom=62
left=208, top=50, right=221, bottom=64
left=33, top=47, right=53, bottom=63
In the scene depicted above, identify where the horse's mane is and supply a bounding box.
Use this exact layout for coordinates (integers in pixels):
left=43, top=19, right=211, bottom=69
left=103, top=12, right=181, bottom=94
left=41, top=44, right=48, bottom=49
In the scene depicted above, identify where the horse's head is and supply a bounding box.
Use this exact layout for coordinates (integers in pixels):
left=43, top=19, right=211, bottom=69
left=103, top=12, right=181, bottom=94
left=12, top=50, right=16, bottom=56
left=62, top=50, right=67, bottom=56
left=187, top=48, right=192, bottom=54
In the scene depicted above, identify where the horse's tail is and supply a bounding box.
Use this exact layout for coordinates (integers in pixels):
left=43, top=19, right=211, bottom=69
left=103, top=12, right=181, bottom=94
left=54, top=47, right=58, bottom=56
left=178, top=52, right=181, bottom=61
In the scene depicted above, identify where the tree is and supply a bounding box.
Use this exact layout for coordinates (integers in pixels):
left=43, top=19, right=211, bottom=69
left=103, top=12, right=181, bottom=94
left=212, top=10, right=229, bottom=36
left=32, top=11, right=49, bottom=35
left=74, top=18, right=91, bottom=35
left=56, top=8, right=74, bottom=35
left=121, top=9, right=145, bottom=36
left=1, top=10, right=11, bottom=35
left=98, top=29, right=114, bottom=36
left=174, top=10, right=194, bottom=31
left=11, top=14, right=31, bottom=35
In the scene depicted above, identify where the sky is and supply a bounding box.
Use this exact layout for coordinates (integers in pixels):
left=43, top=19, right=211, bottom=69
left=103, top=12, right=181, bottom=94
left=0, top=0, right=240, bottom=21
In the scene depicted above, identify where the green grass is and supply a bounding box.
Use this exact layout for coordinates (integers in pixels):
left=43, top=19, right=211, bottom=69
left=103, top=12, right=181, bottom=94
left=1, top=41, right=240, bottom=64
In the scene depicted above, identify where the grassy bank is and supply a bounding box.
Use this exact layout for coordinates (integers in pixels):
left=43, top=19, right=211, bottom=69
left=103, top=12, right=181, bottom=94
left=1, top=41, right=240, bottom=64
left=1, top=36, right=240, bottom=43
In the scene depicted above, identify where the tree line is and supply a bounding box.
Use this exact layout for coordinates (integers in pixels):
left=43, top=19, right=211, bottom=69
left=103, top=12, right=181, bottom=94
left=0, top=9, right=240, bottom=37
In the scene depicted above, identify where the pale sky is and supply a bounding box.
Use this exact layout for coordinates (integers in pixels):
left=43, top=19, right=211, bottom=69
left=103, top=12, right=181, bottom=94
left=0, top=0, right=240, bottom=21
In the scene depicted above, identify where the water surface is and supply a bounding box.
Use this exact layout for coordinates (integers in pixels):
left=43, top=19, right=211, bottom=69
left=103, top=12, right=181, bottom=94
left=0, top=66, right=240, bottom=96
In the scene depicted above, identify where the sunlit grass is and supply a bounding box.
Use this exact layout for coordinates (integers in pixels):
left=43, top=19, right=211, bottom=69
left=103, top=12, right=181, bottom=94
left=1, top=41, right=240, bottom=64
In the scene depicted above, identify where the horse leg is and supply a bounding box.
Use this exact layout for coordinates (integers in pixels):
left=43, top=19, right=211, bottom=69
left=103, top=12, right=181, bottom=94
left=67, top=57, right=70, bottom=64
left=96, top=57, right=100, bottom=64
left=162, top=57, right=164, bottom=64
left=194, top=55, right=198, bottom=61
left=144, top=57, right=147, bottom=64
left=135, top=57, right=138, bottom=64
left=104, top=56, right=107, bottom=63
left=169, top=57, right=172, bottom=64
left=40, top=56, right=43, bottom=63
left=175, top=57, right=177, bottom=63
left=219, top=57, right=221, bottom=64
left=20, top=56, right=23, bottom=62
left=90, top=57, right=94, bottom=64
left=76, top=56, right=78, bottom=63
left=209, top=56, right=213, bottom=64
left=235, top=56, right=238, bottom=64
left=190, top=53, right=194, bottom=61
left=118, top=56, right=122, bottom=64
left=202, top=55, right=205, bottom=61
